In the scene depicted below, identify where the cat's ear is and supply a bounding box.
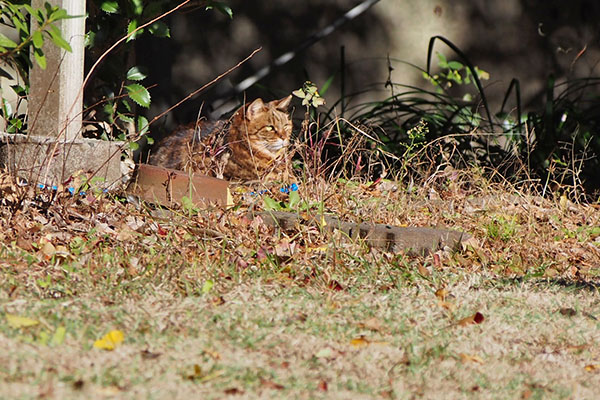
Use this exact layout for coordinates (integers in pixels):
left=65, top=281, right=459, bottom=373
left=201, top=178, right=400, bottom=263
left=246, top=98, right=265, bottom=119
left=273, top=95, right=292, bottom=111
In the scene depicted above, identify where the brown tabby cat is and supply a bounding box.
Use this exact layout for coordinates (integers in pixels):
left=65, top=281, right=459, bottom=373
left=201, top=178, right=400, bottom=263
left=149, top=96, right=293, bottom=182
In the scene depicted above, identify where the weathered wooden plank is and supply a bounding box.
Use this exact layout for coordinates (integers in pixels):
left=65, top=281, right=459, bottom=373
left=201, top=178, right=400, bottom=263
left=249, top=210, right=470, bottom=255
left=128, top=164, right=232, bottom=208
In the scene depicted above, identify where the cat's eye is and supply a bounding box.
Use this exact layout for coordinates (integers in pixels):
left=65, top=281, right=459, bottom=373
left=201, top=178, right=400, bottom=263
left=265, top=125, right=274, bottom=131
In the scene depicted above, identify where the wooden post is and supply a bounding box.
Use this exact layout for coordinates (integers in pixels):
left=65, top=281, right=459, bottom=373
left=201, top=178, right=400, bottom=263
left=28, top=0, right=85, bottom=140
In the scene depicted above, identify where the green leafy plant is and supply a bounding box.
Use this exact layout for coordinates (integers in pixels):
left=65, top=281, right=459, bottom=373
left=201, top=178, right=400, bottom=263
left=263, top=189, right=303, bottom=212
left=293, top=81, right=326, bottom=109
left=0, top=1, right=74, bottom=71
left=293, top=80, right=326, bottom=138
left=83, top=0, right=232, bottom=147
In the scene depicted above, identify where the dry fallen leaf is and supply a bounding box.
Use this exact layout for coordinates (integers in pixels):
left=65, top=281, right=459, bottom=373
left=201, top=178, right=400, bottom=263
left=435, top=287, right=448, bottom=301
left=94, top=330, right=125, bottom=350
left=260, top=378, right=284, bottom=390
left=459, top=353, right=484, bottom=364
left=274, top=239, right=296, bottom=258
left=437, top=301, right=456, bottom=311
left=315, top=348, right=333, bottom=359
left=318, top=380, right=328, bottom=392
left=328, top=280, right=344, bottom=291
left=565, top=344, right=588, bottom=353
left=350, top=336, right=370, bottom=348
left=433, top=252, right=442, bottom=268
left=202, top=348, right=221, bottom=360
left=307, top=245, right=328, bottom=253
left=559, top=308, right=577, bottom=317
left=417, top=263, right=430, bottom=276
left=41, top=241, right=56, bottom=259
left=585, top=364, right=600, bottom=372
left=186, top=364, right=203, bottom=380
left=6, top=314, right=40, bottom=329
left=457, top=312, right=485, bottom=326
left=141, top=350, right=161, bottom=360
left=521, top=389, right=533, bottom=399
left=357, top=317, right=383, bottom=332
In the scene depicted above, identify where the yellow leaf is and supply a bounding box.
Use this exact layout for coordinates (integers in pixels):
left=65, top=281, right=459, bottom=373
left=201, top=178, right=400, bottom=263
left=94, top=330, right=125, bottom=350
left=320, top=215, right=327, bottom=227
left=350, top=336, right=370, bottom=348
left=585, top=364, right=600, bottom=372
left=459, top=353, right=484, bottom=364
left=307, top=245, right=328, bottom=253
left=6, top=314, right=40, bottom=329
left=226, top=187, right=233, bottom=207
left=559, top=194, right=568, bottom=209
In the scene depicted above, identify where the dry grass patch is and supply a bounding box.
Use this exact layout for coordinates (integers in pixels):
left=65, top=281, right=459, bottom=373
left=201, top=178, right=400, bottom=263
left=0, top=168, right=599, bottom=398
left=1, top=281, right=599, bottom=399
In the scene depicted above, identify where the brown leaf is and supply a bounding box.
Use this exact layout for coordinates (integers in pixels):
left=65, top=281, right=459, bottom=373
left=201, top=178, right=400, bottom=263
left=274, top=239, right=296, bottom=258
left=435, top=287, right=448, bottom=301
left=433, top=252, right=442, bottom=268
left=318, top=380, right=328, bottom=392
left=16, top=236, right=34, bottom=251
left=224, top=388, right=244, bottom=395
left=559, top=308, right=577, bottom=317
left=457, top=312, right=485, bottom=326
left=437, top=301, right=456, bottom=311
left=459, top=353, right=484, bottom=364
left=210, top=296, right=225, bottom=306
left=186, top=364, right=203, bottom=380
left=141, top=349, right=161, bottom=360
left=521, top=389, right=533, bottom=399
left=565, top=344, right=588, bottom=353
left=260, top=378, right=284, bottom=390
left=328, top=280, right=344, bottom=291
left=417, top=263, right=430, bottom=276
left=357, top=317, right=383, bottom=332
left=585, top=364, right=600, bottom=372
left=116, top=225, right=136, bottom=241
left=156, top=224, right=167, bottom=236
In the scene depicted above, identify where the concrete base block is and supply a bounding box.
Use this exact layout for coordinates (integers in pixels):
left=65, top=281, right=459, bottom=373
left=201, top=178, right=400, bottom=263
left=0, top=132, right=129, bottom=190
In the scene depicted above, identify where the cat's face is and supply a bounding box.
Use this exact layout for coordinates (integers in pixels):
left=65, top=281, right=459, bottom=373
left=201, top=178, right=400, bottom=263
left=236, top=96, right=293, bottom=158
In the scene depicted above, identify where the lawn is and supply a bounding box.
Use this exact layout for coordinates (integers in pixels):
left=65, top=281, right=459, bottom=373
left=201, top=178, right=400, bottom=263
left=1, top=170, right=599, bottom=399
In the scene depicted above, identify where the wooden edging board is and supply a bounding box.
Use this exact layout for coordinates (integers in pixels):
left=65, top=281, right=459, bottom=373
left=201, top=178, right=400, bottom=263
left=127, top=163, right=231, bottom=208
left=249, top=210, right=471, bottom=255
